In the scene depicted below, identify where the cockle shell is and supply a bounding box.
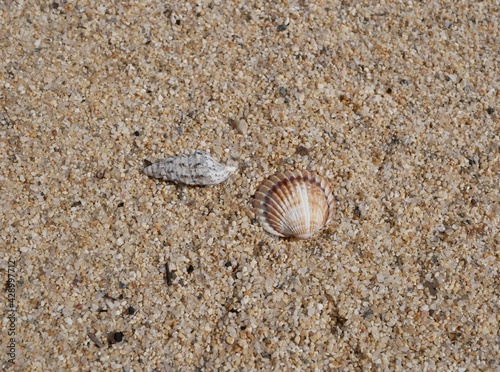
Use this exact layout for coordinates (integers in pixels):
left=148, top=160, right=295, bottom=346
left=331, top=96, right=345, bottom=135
left=144, top=150, right=237, bottom=186
left=253, top=170, right=334, bottom=239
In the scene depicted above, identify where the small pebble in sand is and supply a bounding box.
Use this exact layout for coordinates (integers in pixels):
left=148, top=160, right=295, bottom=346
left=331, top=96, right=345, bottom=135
left=107, top=331, right=124, bottom=344
left=165, top=262, right=173, bottom=286
left=113, top=332, right=124, bottom=343
left=144, top=150, right=237, bottom=186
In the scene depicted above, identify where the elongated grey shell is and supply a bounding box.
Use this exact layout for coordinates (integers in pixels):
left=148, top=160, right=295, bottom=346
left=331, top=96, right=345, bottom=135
left=254, top=170, right=334, bottom=239
left=144, top=150, right=237, bottom=186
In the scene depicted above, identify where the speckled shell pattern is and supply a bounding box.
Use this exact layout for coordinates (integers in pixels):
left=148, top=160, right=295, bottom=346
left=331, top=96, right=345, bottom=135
left=254, top=170, right=335, bottom=239
left=144, top=150, right=237, bottom=186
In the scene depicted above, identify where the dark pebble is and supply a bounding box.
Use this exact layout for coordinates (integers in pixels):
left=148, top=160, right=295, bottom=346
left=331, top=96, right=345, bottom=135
left=295, top=145, right=310, bottom=156
left=114, top=332, right=124, bottom=342
left=96, top=169, right=106, bottom=179
left=277, top=23, right=288, bottom=32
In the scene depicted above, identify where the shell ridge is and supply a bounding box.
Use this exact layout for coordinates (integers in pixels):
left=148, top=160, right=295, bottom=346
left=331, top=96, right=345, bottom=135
left=316, top=175, right=334, bottom=225
left=283, top=178, right=302, bottom=235
left=256, top=173, right=293, bottom=236
left=300, top=173, right=312, bottom=235
left=313, top=174, right=331, bottom=230
left=254, top=199, right=286, bottom=237
left=255, top=188, right=287, bottom=222
left=272, top=180, right=296, bottom=220
left=278, top=172, right=301, bottom=236
left=262, top=188, right=291, bottom=235
left=263, top=177, right=291, bottom=220
left=290, top=171, right=311, bottom=236
left=273, top=171, right=299, bottom=236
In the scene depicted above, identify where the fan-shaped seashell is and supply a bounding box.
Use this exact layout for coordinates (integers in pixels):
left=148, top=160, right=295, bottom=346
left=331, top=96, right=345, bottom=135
left=144, top=150, right=237, bottom=186
left=254, top=170, right=334, bottom=239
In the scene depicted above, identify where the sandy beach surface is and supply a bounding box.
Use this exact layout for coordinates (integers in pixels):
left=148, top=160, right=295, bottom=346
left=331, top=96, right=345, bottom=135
left=1, top=1, right=499, bottom=370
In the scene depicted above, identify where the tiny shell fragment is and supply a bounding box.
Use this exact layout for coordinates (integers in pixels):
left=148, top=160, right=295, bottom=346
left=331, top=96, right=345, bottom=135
left=144, top=150, right=237, bottom=186
left=87, top=332, right=104, bottom=348
left=228, top=118, right=248, bottom=135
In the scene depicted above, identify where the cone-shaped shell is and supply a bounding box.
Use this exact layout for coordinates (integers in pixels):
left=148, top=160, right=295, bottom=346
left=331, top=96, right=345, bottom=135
left=144, top=150, right=237, bottom=186
left=254, top=170, right=334, bottom=239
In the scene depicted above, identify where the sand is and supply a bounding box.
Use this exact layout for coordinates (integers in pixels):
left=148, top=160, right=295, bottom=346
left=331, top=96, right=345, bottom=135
left=1, top=0, right=499, bottom=370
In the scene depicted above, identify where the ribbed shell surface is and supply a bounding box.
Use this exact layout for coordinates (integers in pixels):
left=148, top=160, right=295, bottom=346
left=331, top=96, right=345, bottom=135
left=254, top=170, right=334, bottom=239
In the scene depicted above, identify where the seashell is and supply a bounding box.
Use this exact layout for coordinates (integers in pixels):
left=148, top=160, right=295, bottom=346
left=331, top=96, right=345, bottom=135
left=144, top=150, right=237, bottom=186
left=253, top=170, right=334, bottom=239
